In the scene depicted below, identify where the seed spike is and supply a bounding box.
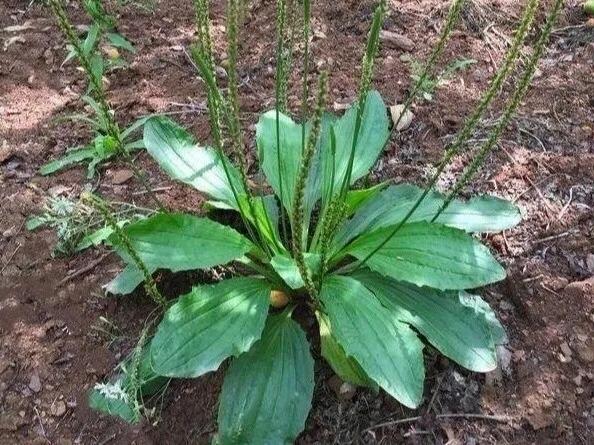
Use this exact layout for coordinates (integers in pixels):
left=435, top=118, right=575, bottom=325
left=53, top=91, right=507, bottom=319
left=433, top=0, right=562, bottom=219
left=349, top=0, right=540, bottom=273
left=81, top=193, right=166, bottom=308
left=339, top=0, right=386, bottom=198
left=393, top=0, right=466, bottom=131
left=293, top=71, right=329, bottom=298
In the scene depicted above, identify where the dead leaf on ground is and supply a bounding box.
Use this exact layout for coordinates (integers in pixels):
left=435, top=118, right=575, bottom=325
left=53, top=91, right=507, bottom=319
left=390, top=104, right=414, bottom=131
left=3, top=21, right=36, bottom=33
left=3, top=35, right=25, bottom=51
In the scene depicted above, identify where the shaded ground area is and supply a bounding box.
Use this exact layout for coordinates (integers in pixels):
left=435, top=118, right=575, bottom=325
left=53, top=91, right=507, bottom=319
left=1, top=0, right=593, bottom=443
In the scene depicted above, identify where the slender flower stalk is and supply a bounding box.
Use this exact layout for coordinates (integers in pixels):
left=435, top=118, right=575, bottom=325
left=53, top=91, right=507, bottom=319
left=192, top=48, right=263, bottom=251
left=300, top=0, right=312, bottom=154
left=81, top=193, right=166, bottom=308
left=191, top=3, right=272, bottom=255
left=126, top=326, right=148, bottom=418
left=433, top=0, right=562, bottom=219
left=393, top=0, right=466, bottom=131
left=349, top=0, right=540, bottom=272
left=279, top=0, right=297, bottom=112
left=275, top=0, right=289, bottom=242
left=48, top=0, right=116, bottom=138
left=339, top=0, right=386, bottom=197
left=193, top=0, right=216, bottom=73
left=226, top=0, right=247, bottom=176
left=293, top=72, right=328, bottom=297
left=227, top=0, right=277, bottom=254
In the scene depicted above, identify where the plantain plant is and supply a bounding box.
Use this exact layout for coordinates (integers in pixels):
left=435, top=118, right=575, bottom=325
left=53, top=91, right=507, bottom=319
left=42, top=0, right=147, bottom=181
left=86, top=0, right=562, bottom=441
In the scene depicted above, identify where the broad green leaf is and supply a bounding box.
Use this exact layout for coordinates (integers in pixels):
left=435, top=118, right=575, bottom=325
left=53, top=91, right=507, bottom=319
left=320, top=275, right=424, bottom=408
left=353, top=269, right=507, bottom=372
left=143, top=116, right=244, bottom=209
left=239, top=195, right=284, bottom=252
left=439, top=195, right=521, bottom=232
left=151, top=277, right=271, bottom=377
left=216, top=311, right=314, bottom=445
left=318, top=90, right=390, bottom=202
left=106, top=32, right=136, bottom=53
left=270, top=253, right=321, bottom=289
left=39, top=146, right=95, bottom=175
left=344, top=181, right=388, bottom=216
left=344, top=221, right=506, bottom=290
left=110, top=213, right=254, bottom=272
left=104, top=263, right=156, bottom=295
left=256, top=111, right=312, bottom=216
left=333, top=184, right=521, bottom=253
left=316, top=312, right=378, bottom=390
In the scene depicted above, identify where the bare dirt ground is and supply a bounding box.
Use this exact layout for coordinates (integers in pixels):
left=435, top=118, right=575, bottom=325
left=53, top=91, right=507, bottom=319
left=1, top=0, right=593, bottom=443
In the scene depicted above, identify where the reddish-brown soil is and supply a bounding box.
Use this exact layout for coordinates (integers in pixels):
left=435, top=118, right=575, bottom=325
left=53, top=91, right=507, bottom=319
left=1, top=0, right=593, bottom=444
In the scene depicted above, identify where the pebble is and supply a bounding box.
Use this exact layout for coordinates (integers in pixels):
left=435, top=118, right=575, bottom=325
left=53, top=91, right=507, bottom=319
left=586, top=254, right=594, bottom=273
left=50, top=400, right=67, bottom=417
left=560, top=342, right=572, bottom=358
left=28, top=373, right=42, bottom=393
left=327, top=375, right=356, bottom=401
left=110, top=169, right=134, bottom=185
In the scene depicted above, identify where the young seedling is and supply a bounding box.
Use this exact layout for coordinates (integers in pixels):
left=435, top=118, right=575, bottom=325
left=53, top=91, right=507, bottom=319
left=26, top=195, right=153, bottom=255
left=63, top=0, right=136, bottom=70
left=42, top=0, right=155, bottom=201
left=83, top=0, right=561, bottom=440
left=403, top=55, right=477, bottom=101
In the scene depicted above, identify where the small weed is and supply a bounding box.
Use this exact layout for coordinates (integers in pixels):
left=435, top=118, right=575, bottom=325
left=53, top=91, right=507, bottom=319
left=403, top=55, right=477, bottom=101
left=27, top=196, right=153, bottom=255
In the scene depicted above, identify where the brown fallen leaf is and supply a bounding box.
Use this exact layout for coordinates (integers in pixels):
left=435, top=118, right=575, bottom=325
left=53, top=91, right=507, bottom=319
left=390, top=104, right=414, bottom=131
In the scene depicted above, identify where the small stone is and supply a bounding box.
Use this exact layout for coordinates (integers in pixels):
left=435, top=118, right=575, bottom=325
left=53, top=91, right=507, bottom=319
left=215, top=66, right=227, bottom=79
left=50, top=400, right=66, bottom=417
left=328, top=375, right=356, bottom=401
left=43, top=48, right=54, bottom=65
left=0, top=140, right=12, bottom=163
left=499, top=300, right=514, bottom=311
left=575, top=342, right=594, bottom=364
left=560, top=342, right=572, bottom=358
left=110, top=169, right=134, bottom=185
left=28, top=373, right=42, bottom=393
left=497, top=345, right=513, bottom=375
left=586, top=254, right=594, bottom=273
left=573, top=375, right=583, bottom=386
